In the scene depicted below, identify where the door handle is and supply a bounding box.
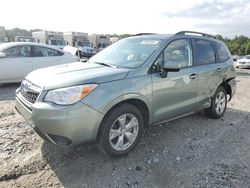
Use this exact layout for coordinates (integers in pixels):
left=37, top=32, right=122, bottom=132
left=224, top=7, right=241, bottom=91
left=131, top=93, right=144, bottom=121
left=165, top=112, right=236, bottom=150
left=189, top=73, right=197, bottom=79
left=216, top=68, right=221, bottom=72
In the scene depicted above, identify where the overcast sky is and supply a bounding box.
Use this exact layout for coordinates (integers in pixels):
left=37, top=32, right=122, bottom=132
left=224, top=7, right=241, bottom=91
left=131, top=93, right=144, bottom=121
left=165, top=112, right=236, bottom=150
left=1, top=0, right=249, bottom=37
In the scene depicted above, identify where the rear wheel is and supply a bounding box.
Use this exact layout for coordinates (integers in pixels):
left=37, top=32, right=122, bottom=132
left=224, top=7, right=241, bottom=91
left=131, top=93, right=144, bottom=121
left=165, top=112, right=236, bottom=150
left=205, top=86, right=227, bottom=118
left=98, top=104, right=144, bottom=157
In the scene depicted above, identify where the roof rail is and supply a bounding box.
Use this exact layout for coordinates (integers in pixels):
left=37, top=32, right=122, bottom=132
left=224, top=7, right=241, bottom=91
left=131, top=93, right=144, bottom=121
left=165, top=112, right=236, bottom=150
left=175, top=31, right=217, bottom=39
left=134, top=33, right=157, bottom=36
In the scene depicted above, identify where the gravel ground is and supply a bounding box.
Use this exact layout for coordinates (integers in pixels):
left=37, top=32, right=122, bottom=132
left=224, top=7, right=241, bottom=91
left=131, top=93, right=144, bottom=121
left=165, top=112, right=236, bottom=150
left=0, top=69, right=250, bottom=188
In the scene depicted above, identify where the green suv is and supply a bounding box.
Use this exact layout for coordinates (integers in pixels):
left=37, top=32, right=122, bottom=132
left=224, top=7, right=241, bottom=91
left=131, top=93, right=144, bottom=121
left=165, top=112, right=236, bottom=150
left=16, top=31, right=236, bottom=156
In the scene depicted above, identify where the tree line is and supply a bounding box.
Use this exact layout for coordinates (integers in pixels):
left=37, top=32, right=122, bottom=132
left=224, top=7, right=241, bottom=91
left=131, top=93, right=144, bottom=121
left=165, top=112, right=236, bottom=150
left=4, top=28, right=250, bottom=56
left=216, top=35, right=250, bottom=56
left=4, top=28, right=42, bottom=42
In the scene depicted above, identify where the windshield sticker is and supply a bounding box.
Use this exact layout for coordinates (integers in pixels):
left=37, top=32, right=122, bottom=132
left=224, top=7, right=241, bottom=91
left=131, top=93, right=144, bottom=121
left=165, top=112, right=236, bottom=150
left=141, top=40, right=160, bottom=45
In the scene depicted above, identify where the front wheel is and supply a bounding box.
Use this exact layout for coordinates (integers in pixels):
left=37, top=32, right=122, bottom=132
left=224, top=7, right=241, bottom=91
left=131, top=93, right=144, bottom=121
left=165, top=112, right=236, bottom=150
left=98, top=104, right=144, bottom=157
left=205, top=86, right=227, bottom=119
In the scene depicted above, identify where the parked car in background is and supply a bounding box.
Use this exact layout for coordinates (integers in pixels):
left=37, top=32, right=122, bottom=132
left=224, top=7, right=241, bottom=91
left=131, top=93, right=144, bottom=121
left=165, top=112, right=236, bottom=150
left=0, top=36, right=8, bottom=44
left=15, top=36, right=39, bottom=43
left=232, top=55, right=240, bottom=61
left=15, top=31, right=236, bottom=157
left=235, top=55, right=250, bottom=68
left=0, top=42, right=79, bottom=84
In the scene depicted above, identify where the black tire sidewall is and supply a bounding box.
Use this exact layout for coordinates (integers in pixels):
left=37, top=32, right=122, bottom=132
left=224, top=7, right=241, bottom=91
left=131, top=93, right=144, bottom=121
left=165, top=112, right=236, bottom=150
left=100, top=104, right=144, bottom=157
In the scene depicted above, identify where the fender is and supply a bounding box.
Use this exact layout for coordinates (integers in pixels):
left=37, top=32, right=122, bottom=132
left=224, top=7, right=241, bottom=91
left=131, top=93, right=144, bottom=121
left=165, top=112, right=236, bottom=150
left=101, top=93, right=152, bottom=118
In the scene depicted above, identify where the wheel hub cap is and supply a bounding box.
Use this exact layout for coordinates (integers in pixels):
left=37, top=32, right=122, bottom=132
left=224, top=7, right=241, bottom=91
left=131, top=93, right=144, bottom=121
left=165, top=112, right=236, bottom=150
left=109, top=113, right=139, bottom=151
left=215, top=91, right=226, bottom=114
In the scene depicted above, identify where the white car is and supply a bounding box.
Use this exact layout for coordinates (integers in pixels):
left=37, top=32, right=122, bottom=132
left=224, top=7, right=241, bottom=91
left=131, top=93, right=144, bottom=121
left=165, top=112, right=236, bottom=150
left=0, top=42, right=79, bottom=84
left=235, top=55, right=250, bottom=69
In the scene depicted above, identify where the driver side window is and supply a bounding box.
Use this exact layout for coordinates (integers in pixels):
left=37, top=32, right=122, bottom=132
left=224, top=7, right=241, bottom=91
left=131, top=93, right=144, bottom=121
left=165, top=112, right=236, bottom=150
left=153, top=39, right=192, bottom=71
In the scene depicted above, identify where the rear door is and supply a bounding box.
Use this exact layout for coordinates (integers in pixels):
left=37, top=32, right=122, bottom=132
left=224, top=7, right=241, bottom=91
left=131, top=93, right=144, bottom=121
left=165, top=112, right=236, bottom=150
left=151, top=38, right=198, bottom=122
left=31, top=46, right=62, bottom=70
left=192, top=39, right=222, bottom=109
left=0, top=45, right=32, bottom=82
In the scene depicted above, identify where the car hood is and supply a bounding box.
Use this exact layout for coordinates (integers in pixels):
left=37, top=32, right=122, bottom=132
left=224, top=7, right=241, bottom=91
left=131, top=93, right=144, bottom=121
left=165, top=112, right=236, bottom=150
left=26, top=62, right=129, bottom=90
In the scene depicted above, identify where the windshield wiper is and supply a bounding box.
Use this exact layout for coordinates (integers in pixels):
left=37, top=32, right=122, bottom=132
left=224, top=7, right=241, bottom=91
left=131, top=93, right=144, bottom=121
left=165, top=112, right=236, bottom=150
left=94, top=62, right=118, bottom=68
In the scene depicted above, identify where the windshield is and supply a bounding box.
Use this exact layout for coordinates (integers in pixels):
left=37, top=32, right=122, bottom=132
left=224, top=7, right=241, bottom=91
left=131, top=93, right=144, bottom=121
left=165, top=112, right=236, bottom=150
left=50, top=40, right=65, bottom=46
left=83, top=41, right=90, bottom=47
left=77, top=41, right=90, bottom=47
left=89, top=38, right=162, bottom=68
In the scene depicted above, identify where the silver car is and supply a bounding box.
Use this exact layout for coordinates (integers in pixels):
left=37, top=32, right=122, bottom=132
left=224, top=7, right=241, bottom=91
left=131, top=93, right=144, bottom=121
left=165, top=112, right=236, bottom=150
left=0, top=42, right=79, bottom=84
left=235, top=55, right=250, bottom=68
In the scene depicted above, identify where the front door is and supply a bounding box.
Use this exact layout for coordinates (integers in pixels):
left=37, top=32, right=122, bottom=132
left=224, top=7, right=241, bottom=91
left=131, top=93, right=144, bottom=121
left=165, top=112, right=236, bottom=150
left=151, top=39, right=198, bottom=123
left=0, top=45, right=32, bottom=82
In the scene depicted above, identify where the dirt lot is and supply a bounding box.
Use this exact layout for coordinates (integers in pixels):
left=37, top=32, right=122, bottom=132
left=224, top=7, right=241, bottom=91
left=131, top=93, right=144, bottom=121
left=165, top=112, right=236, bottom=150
left=0, top=69, right=250, bottom=188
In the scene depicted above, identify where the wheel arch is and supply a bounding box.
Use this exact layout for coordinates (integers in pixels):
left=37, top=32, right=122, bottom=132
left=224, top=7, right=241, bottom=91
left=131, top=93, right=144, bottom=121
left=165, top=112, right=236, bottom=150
left=97, top=95, right=151, bottom=139
left=220, top=78, right=234, bottom=101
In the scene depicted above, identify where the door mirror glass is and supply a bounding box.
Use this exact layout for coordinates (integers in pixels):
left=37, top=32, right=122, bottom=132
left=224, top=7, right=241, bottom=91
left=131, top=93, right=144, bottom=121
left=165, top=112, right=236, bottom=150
left=0, top=52, right=6, bottom=58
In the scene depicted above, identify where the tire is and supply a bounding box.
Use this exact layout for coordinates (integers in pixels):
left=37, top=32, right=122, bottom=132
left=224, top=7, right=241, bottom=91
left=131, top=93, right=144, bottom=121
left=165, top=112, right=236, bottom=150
left=205, top=86, right=227, bottom=119
left=98, top=103, right=144, bottom=157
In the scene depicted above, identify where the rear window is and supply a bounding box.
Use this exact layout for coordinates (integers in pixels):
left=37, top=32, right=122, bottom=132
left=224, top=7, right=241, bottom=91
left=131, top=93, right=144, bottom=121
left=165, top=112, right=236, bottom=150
left=214, top=42, right=230, bottom=62
left=193, top=39, right=216, bottom=65
left=33, top=46, right=64, bottom=57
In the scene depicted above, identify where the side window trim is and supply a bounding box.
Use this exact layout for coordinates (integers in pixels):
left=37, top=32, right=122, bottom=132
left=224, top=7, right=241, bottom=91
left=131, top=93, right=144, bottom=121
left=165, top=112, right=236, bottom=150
left=211, top=42, right=219, bottom=63
left=30, top=45, right=35, bottom=57
left=150, top=38, right=193, bottom=73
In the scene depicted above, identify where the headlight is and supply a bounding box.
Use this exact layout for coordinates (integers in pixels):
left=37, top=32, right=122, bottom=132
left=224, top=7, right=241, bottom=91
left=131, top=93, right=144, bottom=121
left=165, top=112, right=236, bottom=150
left=44, top=84, right=97, bottom=105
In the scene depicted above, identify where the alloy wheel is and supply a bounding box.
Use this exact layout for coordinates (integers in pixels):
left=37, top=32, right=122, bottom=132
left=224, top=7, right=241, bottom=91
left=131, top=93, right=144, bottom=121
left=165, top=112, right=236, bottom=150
left=109, top=113, right=139, bottom=151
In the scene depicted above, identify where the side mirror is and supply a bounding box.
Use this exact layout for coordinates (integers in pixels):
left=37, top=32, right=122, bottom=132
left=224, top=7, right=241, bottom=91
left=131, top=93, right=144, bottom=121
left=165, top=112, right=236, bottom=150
left=160, top=64, right=180, bottom=78
left=0, top=52, right=6, bottom=58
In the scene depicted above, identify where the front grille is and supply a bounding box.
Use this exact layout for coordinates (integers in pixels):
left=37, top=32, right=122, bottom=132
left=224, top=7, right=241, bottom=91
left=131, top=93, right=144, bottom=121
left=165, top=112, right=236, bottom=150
left=239, top=62, right=246, bottom=64
left=20, top=81, right=41, bottom=104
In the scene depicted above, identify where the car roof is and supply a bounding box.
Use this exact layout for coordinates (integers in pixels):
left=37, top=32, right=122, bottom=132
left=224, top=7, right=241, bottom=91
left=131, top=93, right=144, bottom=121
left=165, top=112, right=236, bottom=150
left=0, top=42, right=64, bottom=52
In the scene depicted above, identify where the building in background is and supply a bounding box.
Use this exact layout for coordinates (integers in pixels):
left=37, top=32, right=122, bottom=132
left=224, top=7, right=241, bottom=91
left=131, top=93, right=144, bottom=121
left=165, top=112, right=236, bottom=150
left=32, top=31, right=65, bottom=49
left=88, top=34, right=110, bottom=51
left=0, top=26, right=8, bottom=43
left=63, top=32, right=95, bottom=58
left=110, top=35, right=121, bottom=44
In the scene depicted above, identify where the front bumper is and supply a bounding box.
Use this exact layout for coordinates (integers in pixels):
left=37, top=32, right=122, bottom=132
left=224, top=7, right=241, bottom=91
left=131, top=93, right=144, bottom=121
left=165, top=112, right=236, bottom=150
left=15, top=93, right=104, bottom=147
left=236, top=63, right=250, bottom=68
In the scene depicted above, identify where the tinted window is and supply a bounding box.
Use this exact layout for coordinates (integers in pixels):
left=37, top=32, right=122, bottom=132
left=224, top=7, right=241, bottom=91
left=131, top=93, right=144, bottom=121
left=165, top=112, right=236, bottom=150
left=4, top=46, right=31, bottom=58
left=33, top=46, right=63, bottom=57
left=193, top=39, right=215, bottom=65
left=153, top=39, right=192, bottom=71
left=214, top=42, right=230, bottom=62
